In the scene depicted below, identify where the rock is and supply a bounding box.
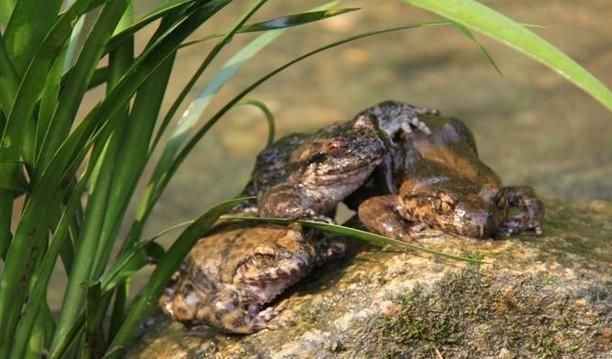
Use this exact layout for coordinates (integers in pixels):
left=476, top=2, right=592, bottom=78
left=127, top=200, right=611, bottom=358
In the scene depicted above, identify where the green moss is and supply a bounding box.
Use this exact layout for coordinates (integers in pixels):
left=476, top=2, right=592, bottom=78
left=295, top=303, right=322, bottom=324
left=364, top=268, right=608, bottom=358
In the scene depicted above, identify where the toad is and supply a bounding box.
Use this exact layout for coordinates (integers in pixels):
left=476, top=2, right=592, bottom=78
left=159, top=222, right=344, bottom=334
left=354, top=113, right=544, bottom=239
left=255, top=101, right=439, bottom=220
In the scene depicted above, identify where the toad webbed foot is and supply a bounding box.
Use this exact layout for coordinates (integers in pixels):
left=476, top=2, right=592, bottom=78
left=359, top=100, right=440, bottom=138
left=496, top=186, right=544, bottom=237
left=357, top=195, right=425, bottom=242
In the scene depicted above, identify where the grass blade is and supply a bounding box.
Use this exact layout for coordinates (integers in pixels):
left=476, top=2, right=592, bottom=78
left=106, top=0, right=196, bottom=52
left=0, top=0, right=15, bottom=26
left=239, top=98, right=275, bottom=147
left=221, top=214, right=483, bottom=264
left=404, top=0, right=612, bottom=112
left=240, top=7, right=358, bottom=33
left=3, top=0, right=63, bottom=75
left=450, top=21, right=502, bottom=75
left=37, top=0, right=130, bottom=171
left=124, top=0, right=271, bottom=253
left=179, top=6, right=359, bottom=48
left=0, top=36, right=19, bottom=116
left=84, top=281, right=102, bottom=359
left=7, top=168, right=89, bottom=359
left=62, top=0, right=88, bottom=72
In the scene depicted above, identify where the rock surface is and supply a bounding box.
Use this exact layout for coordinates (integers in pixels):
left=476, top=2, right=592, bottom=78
left=128, top=200, right=611, bottom=358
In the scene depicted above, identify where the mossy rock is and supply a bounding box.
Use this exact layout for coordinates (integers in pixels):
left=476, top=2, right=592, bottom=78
left=127, top=199, right=611, bottom=358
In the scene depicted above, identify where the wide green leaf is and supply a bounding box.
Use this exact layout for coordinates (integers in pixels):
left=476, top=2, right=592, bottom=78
left=404, top=0, right=612, bottom=112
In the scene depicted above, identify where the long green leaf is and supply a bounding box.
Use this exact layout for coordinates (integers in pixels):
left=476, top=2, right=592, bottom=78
left=9, top=172, right=89, bottom=359
left=92, top=6, right=357, bottom=89
left=3, top=0, right=63, bottom=75
left=179, top=7, right=358, bottom=48
left=50, top=1, right=133, bottom=349
left=105, top=0, right=196, bottom=52
left=239, top=98, right=276, bottom=147
left=0, top=160, right=27, bottom=193
left=37, top=0, right=130, bottom=171
left=106, top=197, right=247, bottom=358
left=404, top=0, right=612, bottom=112
left=152, top=2, right=347, bottom=152
left=1, top=0, right=106, bottom=171
left=221, top=215, right=483, bottom=263
left=84, top=281, right=102, bottom=359
left=0, top=36, right=19, bottom=117
left=62, top=0, right=89, bottom=72
left=90, top=2, right=135, bottom=280
left=37, top=51, right=66, bottom=158
left=46, top=2, right=234, bottom=355
left=103, top=17, right=181, bottom=341
left=0, top=0, right=15, bottom=26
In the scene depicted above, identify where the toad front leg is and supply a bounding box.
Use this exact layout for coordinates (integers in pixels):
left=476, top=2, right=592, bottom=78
left=496, top=186, right=544, bottom=236
left=359, top=100, right=440, bottom=137
left=357, top=195, right=424, bottom=242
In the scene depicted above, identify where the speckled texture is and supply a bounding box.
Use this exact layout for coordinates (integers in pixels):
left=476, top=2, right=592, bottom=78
left=128, top=199, right=611, bottom=358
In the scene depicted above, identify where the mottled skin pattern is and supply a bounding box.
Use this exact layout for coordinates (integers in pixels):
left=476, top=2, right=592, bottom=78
left=159, top=222, right=345, bottom=334
left=356, top=114, right=544, bottom=240
left=256, top=101, right=438, bottom=220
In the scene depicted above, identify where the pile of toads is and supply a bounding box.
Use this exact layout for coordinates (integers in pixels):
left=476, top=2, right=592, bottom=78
left=159, top=100, right=544, bottom=334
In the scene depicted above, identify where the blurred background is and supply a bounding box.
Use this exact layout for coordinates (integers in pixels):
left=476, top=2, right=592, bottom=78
left=50, top=0, right=610, bottom=307
left=124, top=0, right=611, bottom=239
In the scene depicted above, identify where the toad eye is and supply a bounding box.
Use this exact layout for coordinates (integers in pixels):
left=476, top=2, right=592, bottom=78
left=495, top=193, right=508, bottom=209
left=306, top=152, right=327, bottom=164
left=432, top=197, right=454, bottom=214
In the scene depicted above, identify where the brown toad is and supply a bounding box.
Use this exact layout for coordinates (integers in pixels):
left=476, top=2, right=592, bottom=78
left=353, top=113, right=544, bottom=239
left=255, top=101, right=438, bottom=220
left=159, top=222, right=344, bottom=334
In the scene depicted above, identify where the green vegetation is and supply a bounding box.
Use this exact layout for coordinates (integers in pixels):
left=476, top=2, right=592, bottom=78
left=0, top=1, right=609, bottom=358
